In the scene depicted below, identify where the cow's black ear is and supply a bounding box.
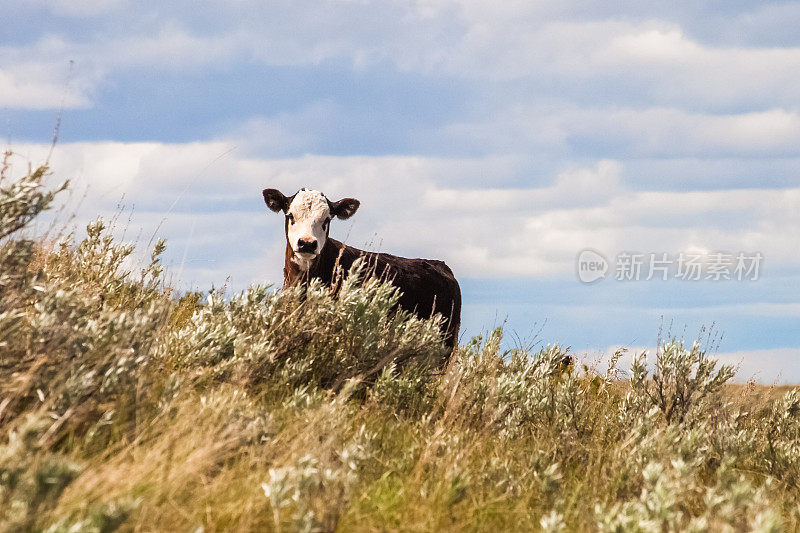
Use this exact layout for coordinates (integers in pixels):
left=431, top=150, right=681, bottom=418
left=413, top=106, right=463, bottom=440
left=263, top=188, right=288, bottom=213
left=330, top=198, right=360, bottom=220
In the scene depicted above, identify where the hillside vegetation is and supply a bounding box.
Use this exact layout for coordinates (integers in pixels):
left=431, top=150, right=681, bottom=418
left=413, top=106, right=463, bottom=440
left=1, top=156, right=799, bottom=532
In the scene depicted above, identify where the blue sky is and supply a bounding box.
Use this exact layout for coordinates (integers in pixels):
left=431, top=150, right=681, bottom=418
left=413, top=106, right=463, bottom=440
left=2, top=0, right=798, bottom=382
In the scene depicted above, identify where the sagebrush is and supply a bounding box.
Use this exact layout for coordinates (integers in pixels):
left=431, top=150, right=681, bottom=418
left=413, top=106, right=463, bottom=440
left=1, top=157, right=798, bottom=532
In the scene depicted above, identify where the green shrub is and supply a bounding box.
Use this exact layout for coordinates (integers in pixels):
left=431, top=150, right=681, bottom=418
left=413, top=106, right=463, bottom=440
left=629, top=340, right=736, bottom=424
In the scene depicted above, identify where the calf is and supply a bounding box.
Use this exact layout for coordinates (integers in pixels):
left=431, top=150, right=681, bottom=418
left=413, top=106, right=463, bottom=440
left=263, top=188, right=461, bottom=354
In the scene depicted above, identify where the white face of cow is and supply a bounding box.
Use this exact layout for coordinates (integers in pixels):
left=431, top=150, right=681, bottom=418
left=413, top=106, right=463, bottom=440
left=286, top=190, right=330, bottom=267
left=263, top=187, right=360, bottom=271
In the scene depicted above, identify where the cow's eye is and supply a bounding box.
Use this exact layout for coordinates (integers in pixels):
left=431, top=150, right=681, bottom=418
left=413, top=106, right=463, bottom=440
left=287, top=214, right=294, bottom=224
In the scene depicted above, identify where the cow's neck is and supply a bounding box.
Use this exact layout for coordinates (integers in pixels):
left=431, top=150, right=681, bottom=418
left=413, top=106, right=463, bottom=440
left=290, top=251, right=315, bottom=272
left=283, top=238, right=345, bottom=287
left=283, top=241, right=310, bottom=287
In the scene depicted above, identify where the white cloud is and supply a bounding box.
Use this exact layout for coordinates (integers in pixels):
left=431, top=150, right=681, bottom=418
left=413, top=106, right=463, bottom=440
left=423, top=160, right=622, bottom=212
left=228, top=101, right=344, bottom=156
left=6, top=3, right=800, bottom=111
left=0, top=66, right=91, bottom=109
left=716, top=348, right=800, bottom=385
left=328, top=8, right=800, bottom=107
left=442, top=104, right=800, bottom=158
left=0, top=26, right=240, bottom=109
left=0, top=36, right=102, bottom=110
left=8, top=141, right=799, bottom=286
left=106, top=27, right=242, bottom=69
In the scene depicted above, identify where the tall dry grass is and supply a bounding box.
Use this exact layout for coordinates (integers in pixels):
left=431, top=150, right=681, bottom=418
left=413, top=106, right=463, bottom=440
left=1, top=157, right=798, bottom=532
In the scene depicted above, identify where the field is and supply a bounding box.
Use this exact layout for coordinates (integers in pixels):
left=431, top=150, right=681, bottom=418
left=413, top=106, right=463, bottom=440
left=2, top=158, right=799, bottom=532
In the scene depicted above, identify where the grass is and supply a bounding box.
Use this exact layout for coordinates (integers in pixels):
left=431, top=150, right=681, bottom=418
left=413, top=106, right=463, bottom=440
left=1, top=156, right=799, bottom=532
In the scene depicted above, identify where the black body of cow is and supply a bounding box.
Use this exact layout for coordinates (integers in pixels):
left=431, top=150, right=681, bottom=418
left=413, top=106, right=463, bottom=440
left=284, top=237, right=461, bottom=352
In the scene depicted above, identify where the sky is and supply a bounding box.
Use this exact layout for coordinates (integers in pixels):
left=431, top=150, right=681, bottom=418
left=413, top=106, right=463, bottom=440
left=2, top=0, right=799, bottom=382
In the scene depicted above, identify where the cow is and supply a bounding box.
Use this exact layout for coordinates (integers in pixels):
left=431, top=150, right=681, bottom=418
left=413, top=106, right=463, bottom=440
left=262, top=188, right=461, bottom=359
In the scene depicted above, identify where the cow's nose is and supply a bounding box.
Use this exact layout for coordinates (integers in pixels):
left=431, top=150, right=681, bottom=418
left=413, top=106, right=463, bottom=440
left=297, top=238, right=317, bottom=253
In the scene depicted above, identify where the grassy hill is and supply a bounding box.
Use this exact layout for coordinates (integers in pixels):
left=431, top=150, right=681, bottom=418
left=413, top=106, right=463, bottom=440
left=1, top=157, right=799, bottom=531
